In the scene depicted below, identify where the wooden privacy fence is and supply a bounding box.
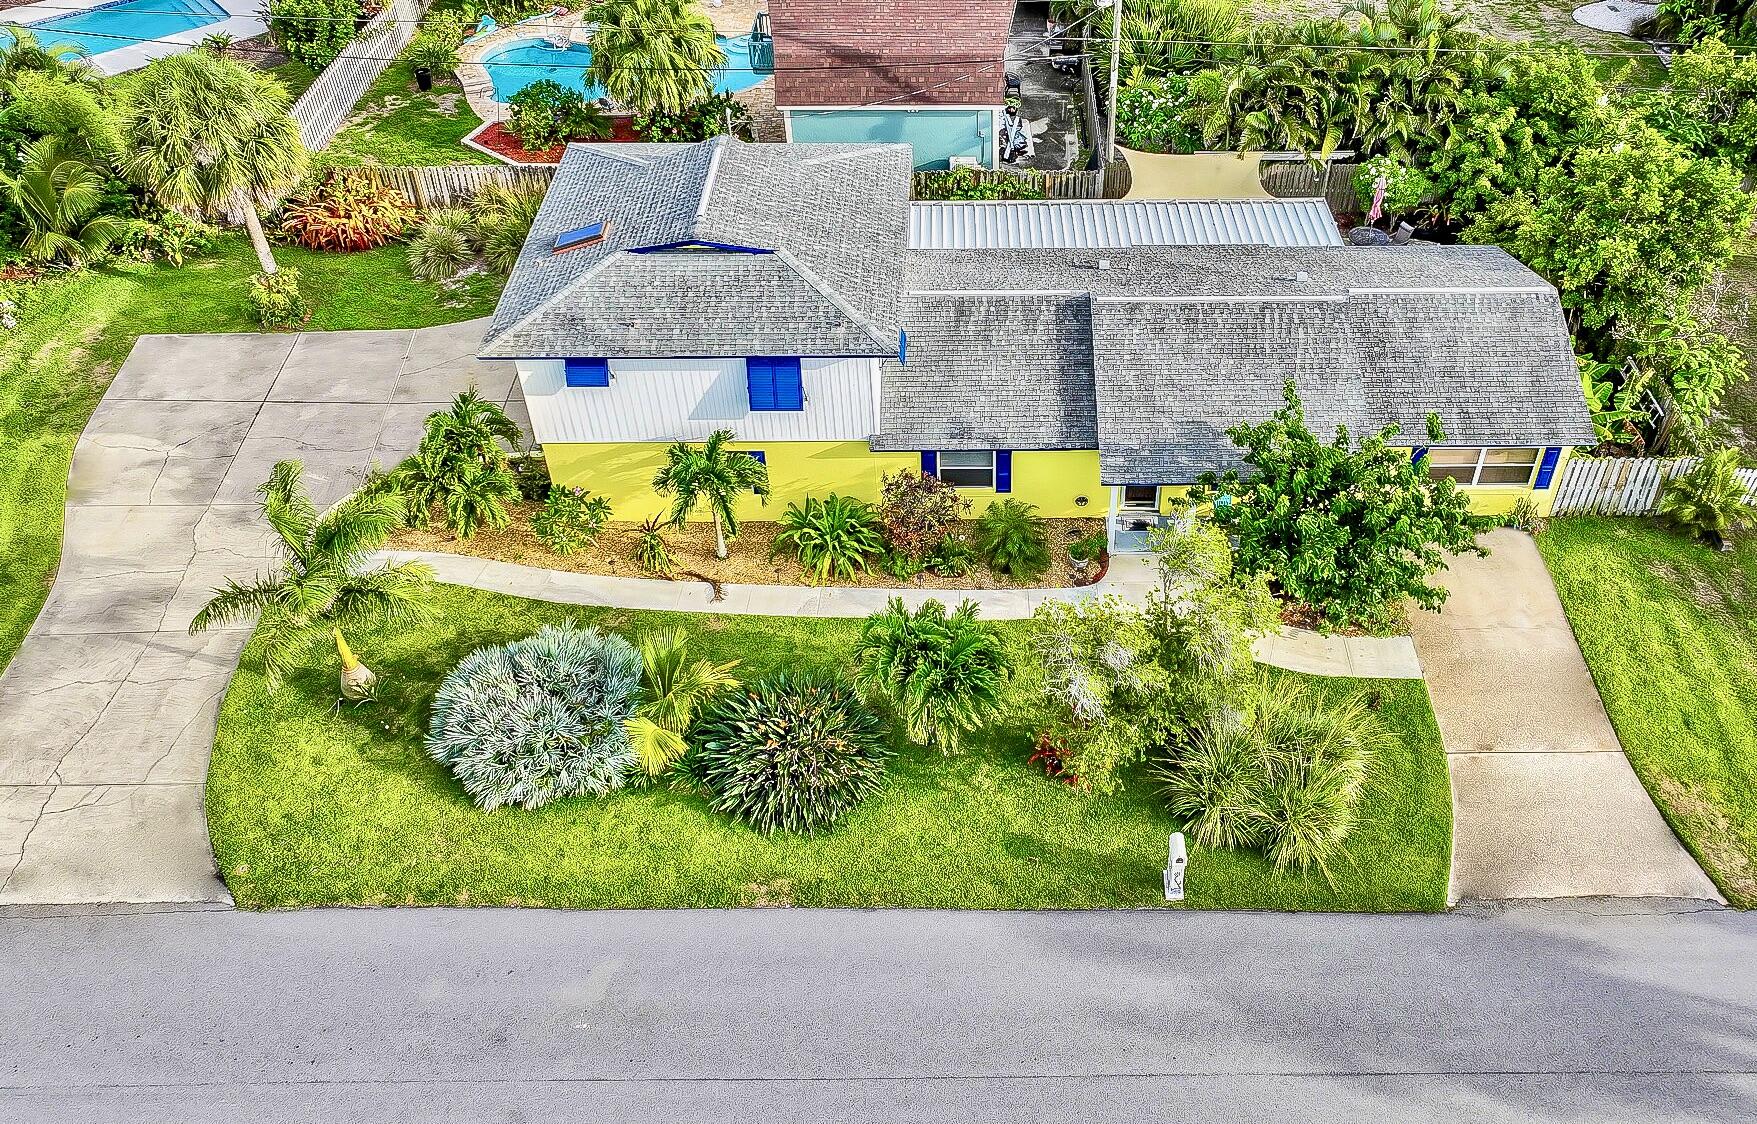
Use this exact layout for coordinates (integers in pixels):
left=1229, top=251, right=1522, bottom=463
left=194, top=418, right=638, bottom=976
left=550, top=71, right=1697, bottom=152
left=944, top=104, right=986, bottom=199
left=1551, top=456, right=1757, bottom=516
left=1258, top=154, right=1360, bottom=212
left=910, top=161, right=1131, bottom=201
left=291, top=0, right=430, bottom=152
left=331, top=163, right=558, bottom=206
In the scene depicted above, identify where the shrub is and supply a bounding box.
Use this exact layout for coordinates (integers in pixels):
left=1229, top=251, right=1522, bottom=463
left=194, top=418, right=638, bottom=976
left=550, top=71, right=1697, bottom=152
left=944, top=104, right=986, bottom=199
left=472, top=180, right=546, bottom=274
left=633, top=92, right=751, bottom=142
left=248, top=267, right=308, bottom=329
left=266, top=0, right=361, bottom=70
left=1068, top=530, right=1107, bottom=564
left=1351, top=154, right=1431, bottom=217
left=532, top=485, right=613, bottom=554
left=511, top=451, right=551, bottom=501
left=877, top=469, right=969, bottom=559
left=634, top=514, right=674, bottom=575
left=912, top=166, right=1045, bottom=201
left=392, top=390, right=522, bottom=536
left=1116, top=76, right=1199, bottom=154
left=404, top=29, right=460, bottom=76
left=1656, top=448, right=1757, bottom=547
left=1155, top=678, right=1384, bottom=877
left=442, top=458, right=520, bottom=538
left=772, top=493, right=884, bottom=582
left=506, top=78, right=612, bottom=150
left=426, top=623, right=643, bottom=810
left=405, top=207, right=476, bottom=280
left=690, top=674, right=890, bottom=834
left=972, top=499, right=1051, bottom=580
left=122, top=209, right=219, bottom=266
left=925, top=532, right=978, bottom=577
left=280, top=171, right=416, bottom=252
left=624, top=628, right=738, bottom=776
left=853, top=598, right=1011, bottom=754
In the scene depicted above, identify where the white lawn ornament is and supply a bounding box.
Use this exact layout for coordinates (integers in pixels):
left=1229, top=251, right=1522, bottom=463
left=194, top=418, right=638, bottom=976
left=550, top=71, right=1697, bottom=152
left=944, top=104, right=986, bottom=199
left=1164, top=831, right=1187, bottom=902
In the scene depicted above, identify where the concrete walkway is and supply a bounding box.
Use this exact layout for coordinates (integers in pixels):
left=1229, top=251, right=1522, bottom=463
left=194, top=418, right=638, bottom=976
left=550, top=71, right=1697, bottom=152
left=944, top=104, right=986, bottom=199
left=0, top=319, right=520, bottom=905
left=1410, top=529, right=1721, bottom=903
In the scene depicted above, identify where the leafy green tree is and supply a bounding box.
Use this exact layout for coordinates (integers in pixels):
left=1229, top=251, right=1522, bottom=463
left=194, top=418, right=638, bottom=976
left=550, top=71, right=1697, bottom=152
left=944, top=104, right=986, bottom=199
left=265, top=0, right=362, bottom=70
left=120, top=51, right=308, bottom=275
left=190, top=460, right=433, bottom=694
left=623, top=628, right=739, bottom=776
left=585, top=0, right=723, bottom=116
left=1657, top=448, right=1757, bottom=548
left=4, top=70, right=122, bottom=165
left=1633, top=38, right=1757, bottom=165
left=0, top=136, right=129, bottom=264
left=1194, top=382, right=1480, bottom=631
left=651, top=428, right=770, bottom=559
left=854, top=598, right=1012, bottom=754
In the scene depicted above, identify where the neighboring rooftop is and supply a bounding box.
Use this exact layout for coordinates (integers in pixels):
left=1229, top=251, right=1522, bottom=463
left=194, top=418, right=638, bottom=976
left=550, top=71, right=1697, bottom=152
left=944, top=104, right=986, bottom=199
left=768, top=0, right=1015, bottom=107
left=909, top=200, right=1344, bottom=250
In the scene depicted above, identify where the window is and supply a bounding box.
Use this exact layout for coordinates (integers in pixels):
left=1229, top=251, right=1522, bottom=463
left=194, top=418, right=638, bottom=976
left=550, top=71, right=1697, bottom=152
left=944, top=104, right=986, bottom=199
left=564, top=358, right=610, bottom=387
left=741, top=450, right=766, bottom=464
left=553, top=221, right=610, bottom=255
left=1425, top=447, right=1541, bottom=486
left=936, top=450, right=996, bottom=489
left=746, top=357, right=804, bottom=411
left=1121, top=485, right=1159, bottom=510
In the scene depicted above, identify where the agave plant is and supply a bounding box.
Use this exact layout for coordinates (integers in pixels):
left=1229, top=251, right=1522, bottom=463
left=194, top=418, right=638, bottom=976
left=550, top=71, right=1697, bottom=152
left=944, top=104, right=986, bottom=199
left=1657, top=448, right=1757, bottom=549
left=853, top=598, right=1011, bottom=754
left=623, top=629, right=739, bottom=776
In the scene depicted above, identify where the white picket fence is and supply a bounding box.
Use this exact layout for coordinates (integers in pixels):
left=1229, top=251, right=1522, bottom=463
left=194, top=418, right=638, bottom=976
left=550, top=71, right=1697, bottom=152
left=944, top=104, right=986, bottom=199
left=290, top=0, right=430, bottom=152
left=1552, top=456, right=1757, bottom=516
left=331, top=163, right=558, bottom=207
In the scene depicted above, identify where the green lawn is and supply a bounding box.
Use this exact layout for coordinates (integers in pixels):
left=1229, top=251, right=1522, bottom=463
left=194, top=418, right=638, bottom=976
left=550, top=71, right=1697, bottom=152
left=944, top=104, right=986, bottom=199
left=322, top=62, right=494, bottom=167
left=1538, top=517, right=1757, bottom=907
left=264, top=59, right=321, bottom=101
left=207, top=585, right=1453, bottom=911
left=0, top=236, right=504, bottom=675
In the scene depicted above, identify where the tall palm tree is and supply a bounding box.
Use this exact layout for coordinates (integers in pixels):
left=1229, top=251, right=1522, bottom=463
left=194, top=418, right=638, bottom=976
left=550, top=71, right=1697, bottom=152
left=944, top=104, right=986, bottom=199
left=586, top=0, right=724, bottom=116
left=624, top=628, right=739, bottom=775
left=0, top=137, right=131, bottom=265
left=119, top=50, right=307, bottom=275
left=190, top=460, right=433, bottom=695
left=651, top=428, right=770, bottom=560
left=0, top=27, right=97, bottom=95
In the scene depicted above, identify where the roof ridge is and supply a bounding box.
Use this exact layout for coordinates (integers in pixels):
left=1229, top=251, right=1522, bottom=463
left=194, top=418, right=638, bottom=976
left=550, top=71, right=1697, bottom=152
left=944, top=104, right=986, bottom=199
left=772, top=247, right=896, bottom=353
left=480, top=249, right=628, bottom=351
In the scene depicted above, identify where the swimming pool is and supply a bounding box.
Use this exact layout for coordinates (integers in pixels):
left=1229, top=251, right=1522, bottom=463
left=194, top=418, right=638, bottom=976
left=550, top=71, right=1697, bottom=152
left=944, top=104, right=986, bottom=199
left=5, top=0, right=229, bottom=58
left=482, top=34, right=766, bottom=104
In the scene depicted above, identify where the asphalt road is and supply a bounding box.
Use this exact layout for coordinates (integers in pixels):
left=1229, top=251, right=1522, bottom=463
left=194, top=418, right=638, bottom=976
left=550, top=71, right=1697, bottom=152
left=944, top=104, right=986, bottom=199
left=3, top=901, right=1754, bottom=1122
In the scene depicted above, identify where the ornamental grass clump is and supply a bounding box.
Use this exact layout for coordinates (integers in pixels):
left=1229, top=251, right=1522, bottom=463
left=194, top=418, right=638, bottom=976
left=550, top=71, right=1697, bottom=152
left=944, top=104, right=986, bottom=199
left=426, top=623, right=643, bottom=810
left=690, top=674, right=890, bottom=834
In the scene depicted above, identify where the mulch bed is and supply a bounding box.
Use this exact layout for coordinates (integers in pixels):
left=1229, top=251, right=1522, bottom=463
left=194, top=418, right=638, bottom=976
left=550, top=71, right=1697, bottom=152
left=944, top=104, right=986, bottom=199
left=471, top=118, right=643, bottom=164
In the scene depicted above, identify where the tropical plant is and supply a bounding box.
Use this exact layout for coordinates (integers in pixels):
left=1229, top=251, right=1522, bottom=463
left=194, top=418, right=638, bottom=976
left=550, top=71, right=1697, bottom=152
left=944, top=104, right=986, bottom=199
left=622, top=628, right=738, bottom=776
left=1579, top=358, right=1648, bottom=452
left=121, top=208, right=219, bottom=266
left=585, top=0, right=724, bottom=116
left=0, top=136, right=130, bottom=264
left=925, top=532, right=978, bottom=577
left=876, top=469, right=969, bottom=559
left=405, top=206, right=476, bottom=280
left=426, top=623, right=643, bottom=810
left=853, top=598, right=1011, bottom=754
left=972, top=499, right=1052, bottom=580
left=471, top=179, right=545, bottom=273
left=632, top=92, right=751, bottom=142
left=404, top=30, right=461, bottom=79
left=392, top=390, right=522, bottom=536
left=532, top=485, right=613, bottom=554
left=690, top=673, right=890, bottom=834
left=651, top=429, right=770, bottom=559
left=189, top=460, right=433, bottom=693
left=772, top=493, right=884, bottom=582
left=0, top=28, right=97, bottom=96
left=441, top=457, right=520, bottom=538
left=1656, top=449, right=1757, bottom=548
left=2, top=70, right=121, bottom=164
left=505, top=78, right=612, bottom=150
left=1115, top=76, right=1199, bottom=154
left=266, top=0, right=363, bottom=70
left=120, top=50, right=308, bottom=275
left=1193, top=382, right=1480, bottom=631
left=1351, top=154, right=1430, bottom=218
left=280, top=170, right=415, bottom=252
left=1625, top=313, right=1748, bottom=443
left=200, top=31, right=236, bottom=58
left=1155, top=677, right=1385, bottom=877
left=1633, top=39, right=1757, bottom=165
left=248, top=266, right=308, bottom=329
left=634, top=514, right=674, bottom=575
left=912, top=166, right=1046, bottom=201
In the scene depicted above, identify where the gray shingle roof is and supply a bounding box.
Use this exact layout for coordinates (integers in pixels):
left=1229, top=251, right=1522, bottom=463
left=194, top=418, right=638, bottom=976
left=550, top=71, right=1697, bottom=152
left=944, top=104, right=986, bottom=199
left=481, top=138, right=912, bottom=358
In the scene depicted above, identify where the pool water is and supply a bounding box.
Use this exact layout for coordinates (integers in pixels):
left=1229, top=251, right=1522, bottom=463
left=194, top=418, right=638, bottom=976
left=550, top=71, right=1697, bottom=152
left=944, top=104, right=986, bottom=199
left=6, top=0, right=228, bottom=58
left=483, top=34, right=765, bottom=104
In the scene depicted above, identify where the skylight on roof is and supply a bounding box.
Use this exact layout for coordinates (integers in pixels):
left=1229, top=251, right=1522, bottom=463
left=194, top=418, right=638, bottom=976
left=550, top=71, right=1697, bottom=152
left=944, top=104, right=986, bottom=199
left=553, top=221, right=611, bottom=255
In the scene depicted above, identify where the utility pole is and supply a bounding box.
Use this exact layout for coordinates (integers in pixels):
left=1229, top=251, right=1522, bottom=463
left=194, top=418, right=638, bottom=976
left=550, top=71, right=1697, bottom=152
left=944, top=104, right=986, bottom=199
left=1102, top=0, right=1122, bottom=162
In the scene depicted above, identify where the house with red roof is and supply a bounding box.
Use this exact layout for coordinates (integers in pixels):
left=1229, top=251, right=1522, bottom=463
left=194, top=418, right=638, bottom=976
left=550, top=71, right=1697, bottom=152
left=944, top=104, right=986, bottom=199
left=764, top=0, right=1016, bottom=169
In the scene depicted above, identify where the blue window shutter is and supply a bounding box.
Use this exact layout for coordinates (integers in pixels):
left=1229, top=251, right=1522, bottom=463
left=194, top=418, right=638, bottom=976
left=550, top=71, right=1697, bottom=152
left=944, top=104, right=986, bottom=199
left=898, top=329, right=907, bottom=365
left=1410, top=446, right=1428, bottom=464
left=745, top=358, right=775, bottom=410
left=920, top=451, right=938, bottom=476
left=744, top=450, right=766, bottom=464
left=775, top=358, right=804, bottom=410
left=564, top=358, right=609, bottom=387
left=1535, top=447, right=1561, bottom=489
left=994, top=450, right=1012, bottom=493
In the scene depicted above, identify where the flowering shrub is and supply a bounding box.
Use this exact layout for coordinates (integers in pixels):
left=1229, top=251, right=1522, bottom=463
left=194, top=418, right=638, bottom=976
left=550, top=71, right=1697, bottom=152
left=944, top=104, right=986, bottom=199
left=634, top=93, right=751, bottom=142
left=1351, top=155, right=1432, bottom=217
left=1116, top=77, right=1199, bottom=154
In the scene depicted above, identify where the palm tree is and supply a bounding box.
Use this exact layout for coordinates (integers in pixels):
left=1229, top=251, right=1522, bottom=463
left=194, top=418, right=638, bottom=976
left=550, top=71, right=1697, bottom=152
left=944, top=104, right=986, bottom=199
left=0, top=27, right=97, bottom=94
left=1657, top=448, right=1757, bottom=550
left=190, top=460, right=433, bottom=695
left=423, top=389, right=521, bottom=470
left=119, top=50, right=307, bottom=275
left=441, top=458, right=520, bottom=538
left=391, top=390, right=522, bottom=533
left=0, top=137, right=131, bottom=265
left=624, top=628, right=739, bottom=775
left=585, top=0, right=724, bottom=116
left=853, top=598, right=1012, bottom=755
left=651, top=428, right=770, bottom=559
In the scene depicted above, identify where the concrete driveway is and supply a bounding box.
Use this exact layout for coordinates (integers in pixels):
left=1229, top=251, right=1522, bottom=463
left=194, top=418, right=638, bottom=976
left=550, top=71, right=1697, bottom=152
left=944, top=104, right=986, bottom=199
left=1410, top=529, right=1721, bottom=903
left=0, top=320, right=520, bottom=904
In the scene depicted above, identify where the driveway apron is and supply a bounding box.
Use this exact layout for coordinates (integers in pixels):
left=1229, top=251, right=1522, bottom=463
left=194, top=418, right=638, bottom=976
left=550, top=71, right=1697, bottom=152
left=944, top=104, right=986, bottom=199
left=0, top=320, right=518, bottom=904
left=1410, top=529, right=1722, bottom=903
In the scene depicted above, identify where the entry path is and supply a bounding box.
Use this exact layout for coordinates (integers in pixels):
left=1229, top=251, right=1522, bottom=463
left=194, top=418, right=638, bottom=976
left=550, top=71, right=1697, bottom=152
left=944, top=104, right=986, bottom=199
left=0, top=320, right=519, bottom=905
left=1410, top=529, right=1721, bottom=903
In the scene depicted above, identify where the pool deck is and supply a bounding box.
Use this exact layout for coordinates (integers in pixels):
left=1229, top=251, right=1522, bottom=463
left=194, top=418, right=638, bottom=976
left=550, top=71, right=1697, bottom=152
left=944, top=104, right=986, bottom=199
left=1, top=0, right=265, bottom=75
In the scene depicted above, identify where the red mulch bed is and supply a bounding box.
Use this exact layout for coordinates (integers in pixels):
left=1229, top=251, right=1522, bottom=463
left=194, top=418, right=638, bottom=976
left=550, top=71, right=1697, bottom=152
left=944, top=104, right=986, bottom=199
left=472, top=118, right=644, bottom=164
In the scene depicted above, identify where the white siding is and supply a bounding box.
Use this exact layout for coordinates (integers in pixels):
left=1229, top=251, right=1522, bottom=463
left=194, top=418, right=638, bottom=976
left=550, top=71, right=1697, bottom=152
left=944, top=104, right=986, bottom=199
left=517, top=356, right=880, bottom=444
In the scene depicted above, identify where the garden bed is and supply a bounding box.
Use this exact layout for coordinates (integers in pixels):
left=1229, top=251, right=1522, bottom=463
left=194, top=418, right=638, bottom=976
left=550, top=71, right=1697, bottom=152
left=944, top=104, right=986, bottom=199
left=464, top=119, right=642, bottom=164
left=385, top=510, right=1111, bottom=590
left=206, top=584, right=1454, bottom=911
